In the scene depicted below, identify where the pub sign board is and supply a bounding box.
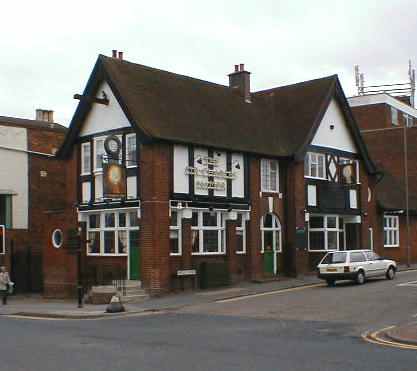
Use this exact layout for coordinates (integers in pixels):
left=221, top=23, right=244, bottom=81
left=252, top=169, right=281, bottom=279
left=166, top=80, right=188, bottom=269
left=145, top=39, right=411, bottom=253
left=0, top=225, right=5, bottom=254
left=103, top=163, right=127, bottom=199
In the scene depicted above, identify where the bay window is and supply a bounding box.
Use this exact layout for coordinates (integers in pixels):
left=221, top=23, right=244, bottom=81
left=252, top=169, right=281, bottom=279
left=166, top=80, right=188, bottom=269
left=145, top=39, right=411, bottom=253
left=191, top=210, right=225, bottom=254
left=304, top=152, right=325, bottom=179
left=308, top=215, right=340, bottom=251
left=384, top=215, right=399, bottom=247
left=86, top=209, right=139, bottom=256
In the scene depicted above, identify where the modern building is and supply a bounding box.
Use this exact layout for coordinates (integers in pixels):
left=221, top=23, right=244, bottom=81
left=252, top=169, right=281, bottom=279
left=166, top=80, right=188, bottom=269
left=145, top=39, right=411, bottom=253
left=44, top=52, right=379, bottom=297
left=0, top=111, right=67, bottom=292
left=349, top=92, right=417, bottom=265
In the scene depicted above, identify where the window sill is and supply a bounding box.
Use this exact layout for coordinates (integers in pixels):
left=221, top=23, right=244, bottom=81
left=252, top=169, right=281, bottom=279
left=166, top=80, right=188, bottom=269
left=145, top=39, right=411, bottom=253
left=305, top=176, right=327, bottom=181
left=86, top=253, right=128, bottom=257
left=236, top=251, right=246, bottom=255
left=170, top=253, right=182, bottom=257
left=80, top=172, right=91, bottom=177
left=191, top=252, right=226, bottom=256
left=384, top=245, right=399, bottom=248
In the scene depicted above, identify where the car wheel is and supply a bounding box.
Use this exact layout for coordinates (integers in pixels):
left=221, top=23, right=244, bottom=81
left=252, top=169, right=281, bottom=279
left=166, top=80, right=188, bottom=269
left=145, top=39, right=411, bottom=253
left=356, top=270, right=365, bottom=285
left=326, top=279, right=335, bottom=287
left=386, top=266, right=396, bottom=280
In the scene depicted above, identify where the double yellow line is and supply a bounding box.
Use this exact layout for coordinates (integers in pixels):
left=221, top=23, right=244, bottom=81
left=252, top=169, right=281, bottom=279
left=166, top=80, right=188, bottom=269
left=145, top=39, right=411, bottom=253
left=362, top=326, right=417, bottom=350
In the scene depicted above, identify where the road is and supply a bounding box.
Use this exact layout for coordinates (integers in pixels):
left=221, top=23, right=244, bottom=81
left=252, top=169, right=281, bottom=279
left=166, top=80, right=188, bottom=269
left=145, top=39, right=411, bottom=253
left=1, top=270, right=417, bottom=371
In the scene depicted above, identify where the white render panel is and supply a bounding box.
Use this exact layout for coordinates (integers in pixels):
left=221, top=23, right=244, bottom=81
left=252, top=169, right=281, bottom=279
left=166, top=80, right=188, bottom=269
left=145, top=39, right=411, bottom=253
left=231, top=153, right=244, bottom=198
left=312, top=99, right=357, bottom=153
left=0, top=126, right=28, bottom=228
left=79, top=81, right=131, bottom=136
left=0, top=125, right=28, bottom=229
left=95, top=174, right=103, bottom=200
left=127, top=176, right=137, bottom=199
left=213, top=150, right=227, bottom=197
left=82, top=182, right=91, bottom=203
left=194, top=148, right=208, bottom=196
left=349, top=189, right=358, bottom=209
left=173, top=145, right=189, bottom=194
left=307, top=184, right=317, bottom=207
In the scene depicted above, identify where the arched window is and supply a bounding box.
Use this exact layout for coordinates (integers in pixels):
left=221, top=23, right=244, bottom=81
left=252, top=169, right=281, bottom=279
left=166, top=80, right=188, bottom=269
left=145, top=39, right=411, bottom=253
left=260, top=213, right=281, bottom=253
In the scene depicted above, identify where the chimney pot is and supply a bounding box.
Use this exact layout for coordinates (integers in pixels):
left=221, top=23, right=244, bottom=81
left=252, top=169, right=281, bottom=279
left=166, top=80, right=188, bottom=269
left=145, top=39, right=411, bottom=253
left=240, top=64, right=244, bottom=71
left=234, top=64, right=239, bottom=72
left=118, top=51, right=123, bottom=60
left=112, top=49, right=117, bottom=58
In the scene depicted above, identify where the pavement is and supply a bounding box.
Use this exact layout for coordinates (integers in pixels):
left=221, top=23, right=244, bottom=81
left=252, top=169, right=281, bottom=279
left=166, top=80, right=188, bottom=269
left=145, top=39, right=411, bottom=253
left=1, top=263, right=417, bottom=322
left=385, top=323, right=417, bottom=346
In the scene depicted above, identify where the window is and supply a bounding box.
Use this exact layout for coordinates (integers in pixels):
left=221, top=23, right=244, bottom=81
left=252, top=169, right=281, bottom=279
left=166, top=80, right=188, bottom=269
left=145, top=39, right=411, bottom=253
left=405, top=114, right=413, bottom=127
left=126, top=134, right=137, bottom=167
left=236, top=213, right=247, bottom=254
left=52, top=229, right=63, bottom=249
left=260, top=213, right=281, bottom=253
left=391, top=107, right=398, bottom=126
left=309, top=215, right=341, bottom=251
left=86, top=209, right=139, bottom=256
left=304, top=152, right=325, bottom=179
left=0, top=195, right=12, bottom=229
left=364, top=251, right=380, bottom=261
left=261, top=159, right=279, bottom=192
left=170, top=210, right=182, bottom=255
left=94, top=137, right=105, bottom=171
left=0, top=226, right=5, bottom=254
left=191, top=210, right=225, bottom=254
left=81, top=142, right=91, bottom=175
left=384, top=215, right=399, bottom=247
left=350, top=252, right=366, bottom=263
left=322, top=252, right=347, bottom=264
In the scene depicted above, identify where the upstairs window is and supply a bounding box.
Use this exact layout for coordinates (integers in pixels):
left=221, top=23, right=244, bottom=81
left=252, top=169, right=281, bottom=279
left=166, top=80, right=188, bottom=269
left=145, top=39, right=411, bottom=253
left=81, top=142, right=91, bottom=175
left=404, top=114, right=413, bottom=127
left=391, top=107, right=399, bottom=126
left=261, top=159, right=279, bottom=192
left=0, top=195, right=12, bottom=229
left=94, top=137, right=105, bottom=171
left=304, top=152, right=325, bottom=179
left=384, top=215, right=399, bottom=247
left=126, top=134, right=137, bottom=167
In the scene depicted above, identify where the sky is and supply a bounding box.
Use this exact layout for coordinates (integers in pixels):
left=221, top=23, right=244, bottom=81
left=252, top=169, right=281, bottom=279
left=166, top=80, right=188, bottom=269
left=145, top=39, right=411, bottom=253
left=1, top=0, right=416, bottom=126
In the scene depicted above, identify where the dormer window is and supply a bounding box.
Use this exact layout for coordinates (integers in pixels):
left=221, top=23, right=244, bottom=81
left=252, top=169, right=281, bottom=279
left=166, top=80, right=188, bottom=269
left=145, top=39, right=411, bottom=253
left=304, top=152, right=325, bottom=179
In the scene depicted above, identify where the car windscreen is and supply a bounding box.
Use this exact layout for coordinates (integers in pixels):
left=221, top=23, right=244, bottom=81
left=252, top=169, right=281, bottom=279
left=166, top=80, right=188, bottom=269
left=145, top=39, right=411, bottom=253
left=321, top=252, right=347, bottom=264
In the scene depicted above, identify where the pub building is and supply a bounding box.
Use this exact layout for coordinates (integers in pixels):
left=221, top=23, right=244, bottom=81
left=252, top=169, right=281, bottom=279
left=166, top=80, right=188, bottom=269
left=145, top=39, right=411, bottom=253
left=45, top=50, right=378, bottom=297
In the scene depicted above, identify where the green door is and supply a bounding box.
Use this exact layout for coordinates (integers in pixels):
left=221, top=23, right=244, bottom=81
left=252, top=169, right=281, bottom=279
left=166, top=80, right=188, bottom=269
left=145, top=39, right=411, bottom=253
left=129, top=230, right=140, bottom=280
left=264, top=250, right=274, bottom=274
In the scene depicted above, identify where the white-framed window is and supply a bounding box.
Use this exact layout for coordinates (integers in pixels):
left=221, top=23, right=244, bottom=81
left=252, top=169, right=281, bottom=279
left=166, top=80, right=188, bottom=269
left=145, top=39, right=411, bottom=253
left=191, top=210, right=225, bottom=255
left=0, top=195, right=12, bottom=229
left=261, top=159, right=279, bottom=192
left=94, top=137, right=105, bottom=172
left=126, top=134, right=137, bottom=168
left=170, top=209, right=182, bottom=256
left=236, top=212, right=247, bottom=254
left=391, top=107, right=399, bottom=126
left=81, top=142, right=91, bottom=175
left=260, top=213, right=281, bottom=253
left=86, top=209, right=139, bottom=256
left=339, top=157, right=360, bottom=184
left=304, top=152, right=325, bottom=179
left=384, top=215, right=399, bottom=247
left=404, top=114, right=413, bottom=128
left=308, top=215, right=340, bottom=251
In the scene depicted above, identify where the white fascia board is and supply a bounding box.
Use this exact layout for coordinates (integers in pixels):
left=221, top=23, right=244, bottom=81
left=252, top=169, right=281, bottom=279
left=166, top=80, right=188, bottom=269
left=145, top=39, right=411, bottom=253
left=348, top=94, right=417, bottom=118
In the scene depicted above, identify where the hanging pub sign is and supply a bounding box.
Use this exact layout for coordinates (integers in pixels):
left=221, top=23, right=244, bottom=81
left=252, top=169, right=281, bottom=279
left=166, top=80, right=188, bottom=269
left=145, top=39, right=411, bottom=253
left=103, top=135, right=127, bottom=199
left=0, top=225, right=5, bottom=254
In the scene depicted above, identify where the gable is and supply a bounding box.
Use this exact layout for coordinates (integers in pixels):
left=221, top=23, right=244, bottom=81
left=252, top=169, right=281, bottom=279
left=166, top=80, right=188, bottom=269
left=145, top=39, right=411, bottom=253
left=79, top=81, right=131, bottom=137
left=311, top=98, right=357, bottom=153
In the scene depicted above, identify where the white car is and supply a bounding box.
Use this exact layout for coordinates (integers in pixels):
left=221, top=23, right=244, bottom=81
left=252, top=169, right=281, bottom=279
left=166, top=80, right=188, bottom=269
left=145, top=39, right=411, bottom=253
left=317, top=250, right=397, bottom=286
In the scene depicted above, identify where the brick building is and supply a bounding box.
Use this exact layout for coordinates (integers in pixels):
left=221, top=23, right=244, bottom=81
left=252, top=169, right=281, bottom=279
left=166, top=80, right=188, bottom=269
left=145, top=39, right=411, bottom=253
left=46, top=52, right=379, bottom=297
left=349, top=93, right=417, bottom=265
left=0, top=111, right=67, bottom=292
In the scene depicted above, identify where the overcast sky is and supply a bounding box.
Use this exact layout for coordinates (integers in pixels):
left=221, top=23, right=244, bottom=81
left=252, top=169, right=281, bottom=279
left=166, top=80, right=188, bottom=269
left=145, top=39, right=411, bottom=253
left=1, top=0, right=416, bottom=126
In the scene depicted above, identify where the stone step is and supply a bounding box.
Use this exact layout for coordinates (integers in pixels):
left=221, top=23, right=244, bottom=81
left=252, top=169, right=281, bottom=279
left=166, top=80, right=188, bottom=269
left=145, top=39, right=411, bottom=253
left=122, top=293, right=149, bottom=304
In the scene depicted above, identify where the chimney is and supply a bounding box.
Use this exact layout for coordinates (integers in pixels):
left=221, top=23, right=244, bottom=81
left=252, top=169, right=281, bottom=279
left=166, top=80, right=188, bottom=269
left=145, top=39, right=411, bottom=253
left=112, top=49, right=117, bottom=58
left=118, top=51, right=123, bottom=60
left=228, top=63, right=251, bottom=102
left=36, top=109, right=54, bottom=123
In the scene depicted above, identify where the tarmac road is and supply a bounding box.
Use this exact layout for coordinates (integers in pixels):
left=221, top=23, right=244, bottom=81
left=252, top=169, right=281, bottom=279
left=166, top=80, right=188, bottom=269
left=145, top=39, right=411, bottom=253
left=1, top=270, right=417, bottom=371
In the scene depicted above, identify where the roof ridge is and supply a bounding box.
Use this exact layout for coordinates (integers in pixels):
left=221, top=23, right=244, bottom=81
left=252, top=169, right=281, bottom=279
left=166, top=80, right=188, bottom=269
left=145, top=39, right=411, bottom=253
left=99, top=54, right=232, bottom=91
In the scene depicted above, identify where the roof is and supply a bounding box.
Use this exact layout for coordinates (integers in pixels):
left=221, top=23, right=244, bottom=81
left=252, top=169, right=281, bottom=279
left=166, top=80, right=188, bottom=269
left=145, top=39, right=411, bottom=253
left=375, top=170, right=417, bottom=214
left=58, top=55, right=376, bottom=173
left=0, top=116, right=67, bottom=133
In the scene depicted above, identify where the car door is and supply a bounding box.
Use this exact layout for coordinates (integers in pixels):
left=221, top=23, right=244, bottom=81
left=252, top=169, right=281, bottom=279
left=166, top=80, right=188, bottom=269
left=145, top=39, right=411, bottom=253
left=364, top=251, right=378, bottom=277
left=368, top=252, right=386, bottom=277
left=349, top=251, right=368, bottom=275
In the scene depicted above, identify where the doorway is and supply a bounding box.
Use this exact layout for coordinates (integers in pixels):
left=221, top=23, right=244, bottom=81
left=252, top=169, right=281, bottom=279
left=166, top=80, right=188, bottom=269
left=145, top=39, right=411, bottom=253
left=129, top=230, right=140, bottom=280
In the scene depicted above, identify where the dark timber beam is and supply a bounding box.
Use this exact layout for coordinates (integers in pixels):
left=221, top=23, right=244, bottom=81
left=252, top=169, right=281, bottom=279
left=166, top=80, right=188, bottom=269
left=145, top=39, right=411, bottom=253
left=73, top=93, right=109, bottom=105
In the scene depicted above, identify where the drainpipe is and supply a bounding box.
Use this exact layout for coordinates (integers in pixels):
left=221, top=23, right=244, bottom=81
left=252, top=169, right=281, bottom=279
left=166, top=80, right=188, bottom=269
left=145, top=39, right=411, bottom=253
left=404, top=125, right=411, bottom=267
